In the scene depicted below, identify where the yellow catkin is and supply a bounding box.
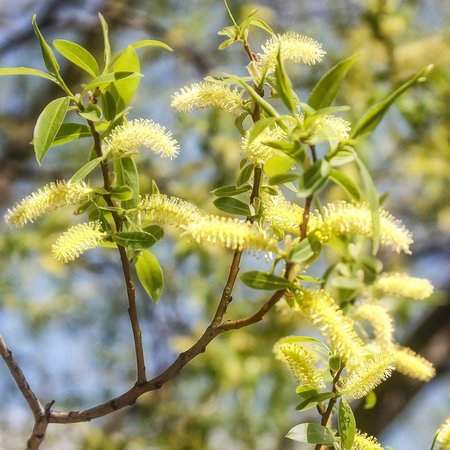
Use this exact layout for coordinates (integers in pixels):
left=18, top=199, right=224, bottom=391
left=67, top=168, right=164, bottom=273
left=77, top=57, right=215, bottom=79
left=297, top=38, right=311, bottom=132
left=138, top=194, right=201, bottom=228
left=240, top=126, right=288, bottom=164
left=392, top=345, right=435, bottom=382
left=260, top=32, right=326, bottom=68
left=292, top=288, right=365, bottom=364
left=52, top=221, right=107, bottom=263
left=182, top=215, right=277, bottom=253
left=4, top=181, right=93, bottom=227
left=338, top=353, right=395, bottom=400
left=352, top=431, right=384, bottom=450
left=277, top=342, right=325, bottom=390
left=437, top=417, right=450, bottom=449
left=354, top=304, right=394, bottom=348
left=170, top=81, right=244, bottom=114
left=105, top=118, right=179, bottom=159
left=321, top=115, right=351, bottom=140
left=263, top=193, right=413, bottom=254
left=373, top=272, right=434, bottom=300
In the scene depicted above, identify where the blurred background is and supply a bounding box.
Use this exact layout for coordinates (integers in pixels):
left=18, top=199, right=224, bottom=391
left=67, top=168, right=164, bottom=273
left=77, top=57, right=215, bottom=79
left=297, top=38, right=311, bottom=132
left=0, top=0, right=449, bottom=449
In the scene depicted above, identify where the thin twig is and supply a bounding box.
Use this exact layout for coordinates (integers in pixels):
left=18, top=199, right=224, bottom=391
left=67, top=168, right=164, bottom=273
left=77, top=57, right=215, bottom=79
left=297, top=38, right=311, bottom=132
left=88, top=120, right=147, bottom=384
left=299, top=145, right=318, bottom=240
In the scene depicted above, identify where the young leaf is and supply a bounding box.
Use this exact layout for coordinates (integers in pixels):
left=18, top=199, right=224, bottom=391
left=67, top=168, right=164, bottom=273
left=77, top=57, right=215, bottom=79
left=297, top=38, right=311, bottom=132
left=135, top=250, right=164, bottom=302
left=52, top=123, right=91, bottom=146
left=329, top=168, right=361, bottom=202
left=98, top=13, right=111, bottom=73
left=53, top=39, right=99, bottom=77
left=77, top=104, right=102, bottom=121
left=33, top=96, right=70, bottom=164
left=297, top=159, right=330, bottom=198
left=109, top=186, right=134, bottom=200
left=268, top=173, right=299, bottom=186
left=296, top=392, right=336, bottom=412
left=82, top=71, right=142, bottom=94
left=308, top=54, right=358, bottom=110
left=286, top=423, right=337, bottom=445
left=275, top=47, right=296, bottom=113
left=364, top=391, right=377, bottom=410
left=211, top=184, right=251, bottom=197
left=264, top=154, right=297, bottom=177
left=338, top=398, right=356, bottom=450
left=213, top=197, right=251, bottom=216
left=354, top=153, right=380, bottom=254
left=290, top=236, right=322, bottom=264
left=240, top=271, right=291, bottom=290
left=237, top=163, right=255, bottom=187
left=142, top=225, right=164, bottom=241
left=32, top=15, right=60, bottom=75
left=352, top=64, right=433, bottom=138
left=112, top=231, right=160, bottom=250
left=131, top=39, right=172, bottom=52
left=0, top=67, right=58, bottom=83
left=114, top=157, right=139, bottom=210
left=69, top=156, right=103, bottom=184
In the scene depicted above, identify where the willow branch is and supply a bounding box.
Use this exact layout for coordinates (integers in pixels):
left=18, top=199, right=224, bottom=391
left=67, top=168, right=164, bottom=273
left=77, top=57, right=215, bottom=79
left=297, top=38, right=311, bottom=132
left=88, top=120, right=146, bottom=384
left=300, top=145, right=318, bottom=240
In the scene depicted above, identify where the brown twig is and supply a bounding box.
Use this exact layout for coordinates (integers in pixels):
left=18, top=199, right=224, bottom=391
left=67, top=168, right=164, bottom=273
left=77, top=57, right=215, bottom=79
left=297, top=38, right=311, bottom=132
left=88, top=120, right=147, bottom=385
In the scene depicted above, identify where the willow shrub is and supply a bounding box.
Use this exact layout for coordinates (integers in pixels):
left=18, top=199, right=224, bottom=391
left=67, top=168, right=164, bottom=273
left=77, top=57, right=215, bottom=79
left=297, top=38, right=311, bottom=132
left=1, top=5, right=447, bottom=450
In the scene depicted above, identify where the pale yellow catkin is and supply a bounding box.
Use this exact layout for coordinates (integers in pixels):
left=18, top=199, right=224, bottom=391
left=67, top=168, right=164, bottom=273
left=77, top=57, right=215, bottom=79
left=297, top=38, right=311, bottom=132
left=392, top=345, right=435, bottom=382
left=437, top=417, right=450, bottom=449
left=373, top=272, right=434, bottom=300
left=352, top=431, right=384, bottom=450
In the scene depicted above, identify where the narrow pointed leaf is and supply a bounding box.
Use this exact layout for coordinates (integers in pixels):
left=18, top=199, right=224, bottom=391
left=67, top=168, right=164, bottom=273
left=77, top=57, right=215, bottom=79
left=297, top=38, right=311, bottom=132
left=112, top=231, right=160, bottom=250
left=82, top=71, right=142, bottom=94
left=286, top=423, right=337, bottom=445
left=352, top=64, right=433, bottom=138
left=33, top=96, right=70, bottom=164
left=53, top=39, right=99, bottom=77
left=240, top=271, right=291, bottom=290
left=338, top=398, right=356, bottom=450
left=275, top=47, right=296, bottom=113
left=329, top=168, right=361, bottom=202
left=32, top=15, right=60, bottom=75
left=69, top=156, right=103, bottom=184
left=213, top=197, right=251, bottom=216
left=52, top=123, right=91, bottom=146
left=98, top=13, right=111, bottom=73
left=308, top=54, right=358, bottom=110
left=114, top=157, right=139, bottom=210
left=131, top=39, right=172, bottom=52
left=0, top=67, right=57, bottom=83
left=136, top=250, right=164, bottom=303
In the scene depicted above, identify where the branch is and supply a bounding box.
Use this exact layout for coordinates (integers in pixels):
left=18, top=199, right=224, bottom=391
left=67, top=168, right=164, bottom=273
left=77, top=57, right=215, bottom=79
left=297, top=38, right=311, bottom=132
left=0, top=335, right=53, bottom=450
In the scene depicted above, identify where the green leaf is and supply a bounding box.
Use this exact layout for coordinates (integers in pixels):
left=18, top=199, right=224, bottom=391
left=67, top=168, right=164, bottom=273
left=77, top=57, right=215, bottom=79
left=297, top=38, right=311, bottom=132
left=77, top=104, right=102, bottom=121
left=354, top=153, right=380, bottom=254
left=264, top=154, right=297, bottom=176
left=53, top=39, right=99, bottom=77
left=69, top=156, right=103, bottom=184
left=268, top=173, right=299, bottom=186
left=338, top=398, right=356, bottom=450
left=297, top=159, right=331, bottom=198
left=364, top=391, right=377, bottom=410
left=52, top=123, right=91, bottom=146
left=329, top=169, right=361, bottom=202
left=110, top=186, right=134, bottom=200
left=286, top=423, right=336, bottom=445
left=237, top=163, right=255, bottom=187
left=32, top=15, right=60, bottom=75
left=275, top=47, right=296, bottom=113
left=33, top=96, right=70, bottom=164
left=0, top=67, right=58, bottom=83
left=329, top=355, right=342, bottom=372
left=296, top=392, right=336, bottom=412
left=101, top=91, right=117, bottom=121
left=211, top=184, right=251, bottom=197
left=247, top=117, right=279, bottom=145
left=290, top=236, right=322, bottom=264
left=82, top=72, right=142, bottom=94
left=213, top=197, right=251, bottom=216
left=112, top=231, right=161, bottom=250
left=240, top=271, right=291, bottom=290
left=142, top=225, right=164, bottom=241
left=131, top=39, right=172, bottom=52
left=114, top=157, right=139, bottom=210
left=108, top=46, right=141, bottom=111
left=246, top=18, right=275, bottom=35
left=98, top=13, right=111, bottom=73
left=331, top=276, right=364, bottom=290
left=135, top=250, right=164, bottom=302
left=352, top=64, right=433, bottom=138
left=308, top=54, right=358, bottom=110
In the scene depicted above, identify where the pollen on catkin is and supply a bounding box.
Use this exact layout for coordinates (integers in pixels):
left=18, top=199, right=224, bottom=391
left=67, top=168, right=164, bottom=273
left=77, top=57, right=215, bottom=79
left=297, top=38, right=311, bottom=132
left=293, top=288, right=365, bottom=364
left=138, top=194, right=202, bottom=228
left=315, top=201, right=413, bottom=254
left=373, top=272, right=434, bottom=299
left=52, top=221, right=107, bottom=263
left=337, top=352, right=395, bottom=400
left=182, top=215, right=278, bottom=253
left=260, top=32, right=326, bottom=68
left=321, top=115, right=351, bottom=140
left=276, top=342, right=326, bottom=390
left=4, top=180, right=93, bottom=227
left=354, top=304, right=394, bottom=348
left=104, top=119, right=180, bottom=159
left=392, top=345, right=435, bottom=382
left=170, top=82, right=244, bottom=115
left=352, top=431, right=384, bottom=450
left=240, top=126, right=288, bottom=164
left=437, top=417, right=450, bottom=449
